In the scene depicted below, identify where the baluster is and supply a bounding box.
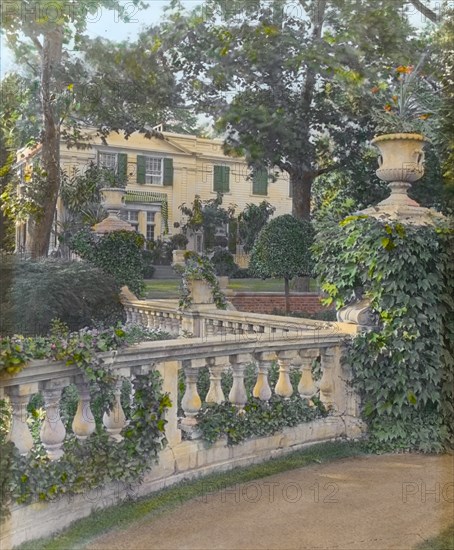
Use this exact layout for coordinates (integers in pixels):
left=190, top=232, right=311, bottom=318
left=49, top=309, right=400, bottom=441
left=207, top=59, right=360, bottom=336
left=320, top=347, right=336, bottom=410
left=6, top=386, right=34, bottom=455
left=103, top=380, right=126, bottom=441
left=206, top=319, right=214, bottom=337
left=205, top=358, right=225, bottom=404
left=275, top=350, right=295, bottom=399
left=171, top=315, right=180, bottom=336
left=228, top=354, right=250, bottom=411
left=180, top=360, right=202, bottom=437
left=40, top=382, right=67, bottom=460
left=125, top=306, right=133, bottom=324
left=253, top=352, right=273, bottom=402
left=72, top=377, right=95, bottom=441
left=298, top=349, right=319, bottom=406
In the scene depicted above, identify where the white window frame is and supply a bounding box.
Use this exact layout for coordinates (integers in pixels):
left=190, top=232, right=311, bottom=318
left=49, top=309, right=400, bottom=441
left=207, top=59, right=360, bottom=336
left=126, top=210, right=139, bottom=232
left=98, top=152, right=118, bottom=171
left=145, top=156, right=163, bottom=185
left=146, top=212, right=155, bottom=241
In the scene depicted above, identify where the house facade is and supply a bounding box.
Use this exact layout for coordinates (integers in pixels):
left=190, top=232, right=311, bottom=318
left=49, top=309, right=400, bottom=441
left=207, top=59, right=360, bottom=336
left=15, top=129, right=293, bottom=254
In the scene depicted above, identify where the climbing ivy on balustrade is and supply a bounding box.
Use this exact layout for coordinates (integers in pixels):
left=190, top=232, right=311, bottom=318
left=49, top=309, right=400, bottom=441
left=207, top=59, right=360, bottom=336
left=0, top=321, right=172, bottom=521
left=313, top=216, right=454, bottom=452
left=180, top=363, right=326, bottom=445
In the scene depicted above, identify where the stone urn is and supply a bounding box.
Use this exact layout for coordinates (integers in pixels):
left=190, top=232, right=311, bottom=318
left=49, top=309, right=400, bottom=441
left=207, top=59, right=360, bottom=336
left=172, top=249, right=186, bottom=267
left=371, top=133, right=426, bottom=207
left=189, top=279, right=214, bottom=305
left=100, top=187, right=126, bottom=211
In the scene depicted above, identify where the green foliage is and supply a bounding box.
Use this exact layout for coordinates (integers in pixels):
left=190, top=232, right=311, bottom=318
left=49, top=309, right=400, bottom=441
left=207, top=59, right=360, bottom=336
left=250, top=215, right=315, bottom=281
left=314, top=216, right=454, bottom=451
left=179, top=194, right=235, bottom=253
left=238, top=201, right=276, bottom=253
left=0, top=322, right=172, bottom=519
left=191, top=363, right=325, bottom=445
left=0, top=256, right=124, bottom=336
left=141, top=250, right=156, bottom=278
left=69, top=229, right=145, bottom=297
left=210, top=248, right=238, bottom=277
left=177, top=253, right=227, bottom=310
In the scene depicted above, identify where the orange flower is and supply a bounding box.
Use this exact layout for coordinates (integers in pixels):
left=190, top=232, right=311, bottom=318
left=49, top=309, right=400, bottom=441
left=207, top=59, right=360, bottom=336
left=396, top=65, right=413, bottom=74
left=371, top=86, right=380, bottom=94
left=392, top=95, right=398, bottom=103
left=384, top=103, right=393, bottom=112
left=419, top=113, right=431, bottom=120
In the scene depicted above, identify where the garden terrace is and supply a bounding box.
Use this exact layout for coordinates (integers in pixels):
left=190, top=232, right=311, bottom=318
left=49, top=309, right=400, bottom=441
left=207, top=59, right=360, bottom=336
left=1, top=323, right=364, bottom=548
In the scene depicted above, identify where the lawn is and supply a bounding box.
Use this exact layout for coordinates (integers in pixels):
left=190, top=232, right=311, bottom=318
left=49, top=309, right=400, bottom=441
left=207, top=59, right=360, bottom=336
left=144, top=278, right=319, bottom=298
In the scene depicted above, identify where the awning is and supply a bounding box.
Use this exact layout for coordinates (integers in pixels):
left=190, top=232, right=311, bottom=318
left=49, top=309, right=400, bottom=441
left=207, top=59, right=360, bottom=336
left=125, top=190, right=169, bottom=234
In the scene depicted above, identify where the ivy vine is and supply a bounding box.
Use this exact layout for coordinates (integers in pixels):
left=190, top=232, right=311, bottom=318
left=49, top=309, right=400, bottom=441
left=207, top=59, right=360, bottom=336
left=176, top=253, right=227, bottom=310
left=314, top=216, right=454, bottom=452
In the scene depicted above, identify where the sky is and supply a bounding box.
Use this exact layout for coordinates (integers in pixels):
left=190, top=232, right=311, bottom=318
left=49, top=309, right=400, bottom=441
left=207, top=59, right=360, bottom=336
left=0, top=1, right=202, bottom=76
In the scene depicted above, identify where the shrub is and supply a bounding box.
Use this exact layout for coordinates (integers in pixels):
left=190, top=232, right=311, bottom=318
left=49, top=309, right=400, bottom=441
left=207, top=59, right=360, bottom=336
left=0, top=256, right=124, bottom=336
left=210, top=248, right=238, bottom=277
left=250, top=215, right=315, bottom=312
left=70, top=229, right=145, bottom=296
left=231, top=267, right=251, bottom=279
left=142, top=250, right=156, bottom=279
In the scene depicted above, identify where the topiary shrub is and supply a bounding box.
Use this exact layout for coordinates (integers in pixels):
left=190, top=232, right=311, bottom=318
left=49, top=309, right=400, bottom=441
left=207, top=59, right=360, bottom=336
left=210, top=248, right=238, bottom=277
left=250, top=214, right=315, bottom=312
left=142, top=250, right=156, bottom=279
left=70, top=229, right=145, bottom=296
left=314, top=216, right=454, bottom=452
left=0, top=255, right=124, bottom=336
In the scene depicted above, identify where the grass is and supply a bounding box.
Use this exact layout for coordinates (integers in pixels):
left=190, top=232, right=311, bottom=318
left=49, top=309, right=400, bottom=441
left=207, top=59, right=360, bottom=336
left=16, top=440, right=366, bottom=550
left=144, top=278, right=319, bottom=299
left=415, top=524, right=454, bottom=550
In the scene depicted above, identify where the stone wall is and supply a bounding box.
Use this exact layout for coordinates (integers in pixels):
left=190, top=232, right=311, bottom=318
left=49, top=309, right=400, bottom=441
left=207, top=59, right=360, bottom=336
left=231, top=292, right=328, bottom=314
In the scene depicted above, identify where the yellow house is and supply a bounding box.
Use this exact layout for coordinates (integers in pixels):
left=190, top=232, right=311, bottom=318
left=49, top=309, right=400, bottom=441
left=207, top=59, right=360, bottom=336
left=15, top=129, right=293, bottom=254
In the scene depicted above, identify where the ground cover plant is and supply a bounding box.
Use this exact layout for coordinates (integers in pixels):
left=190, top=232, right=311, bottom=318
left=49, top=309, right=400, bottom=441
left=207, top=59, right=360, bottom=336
left=314, top=216, right=454, bottom=452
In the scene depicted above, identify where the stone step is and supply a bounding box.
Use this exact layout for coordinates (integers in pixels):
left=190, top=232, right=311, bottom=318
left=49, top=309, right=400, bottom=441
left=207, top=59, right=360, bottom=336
left=151, top=265, right=180, bottom=279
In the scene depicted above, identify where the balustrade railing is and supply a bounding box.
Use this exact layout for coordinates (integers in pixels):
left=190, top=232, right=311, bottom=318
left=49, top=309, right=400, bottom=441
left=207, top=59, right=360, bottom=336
left=1, top=329, right=359, bottom=462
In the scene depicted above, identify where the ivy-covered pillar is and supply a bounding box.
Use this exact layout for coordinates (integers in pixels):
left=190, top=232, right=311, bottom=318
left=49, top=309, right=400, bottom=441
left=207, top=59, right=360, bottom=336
left=313, top=135, right=453, bottom=452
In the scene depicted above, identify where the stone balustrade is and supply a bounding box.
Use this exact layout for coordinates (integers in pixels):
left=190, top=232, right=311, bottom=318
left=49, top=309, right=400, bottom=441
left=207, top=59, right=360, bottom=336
left=1, top=329, right=365, bottom=548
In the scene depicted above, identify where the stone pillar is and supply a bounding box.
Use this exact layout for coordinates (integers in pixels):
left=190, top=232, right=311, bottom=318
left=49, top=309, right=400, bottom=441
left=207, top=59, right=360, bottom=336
left=320, top=348, right=336, bottom=411
left=103, top=380, right=126, bottom=441
left=72, top=377, right=96, bottom=441
left=253, top=352, right=274, bottom=402
left=275, top=350, right=295, bottom=399
left=40, top=382, right=67, bottom=460
left=155, top=360, right=181, bottom=446
left=5, top=385, right=35, bottom=455
left=228, top=354, right=250, bottom=411
left=205, top=358, right=226, bottom=404
left=180, top=360, right=202, bottom=438
left=298, top=350, right=319, bottom=406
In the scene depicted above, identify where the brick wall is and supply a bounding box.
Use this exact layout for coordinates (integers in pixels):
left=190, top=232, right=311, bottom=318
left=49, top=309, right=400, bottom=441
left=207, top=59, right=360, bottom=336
left=230, top=292, right=327, bottom=314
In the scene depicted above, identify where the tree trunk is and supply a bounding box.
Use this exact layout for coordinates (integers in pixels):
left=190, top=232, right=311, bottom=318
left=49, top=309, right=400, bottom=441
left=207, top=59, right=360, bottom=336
left=284, top=277, right=290, bottom=314
left=28, top=27, right=62, bottom=259
left=291, top=171, right=315, bottom=221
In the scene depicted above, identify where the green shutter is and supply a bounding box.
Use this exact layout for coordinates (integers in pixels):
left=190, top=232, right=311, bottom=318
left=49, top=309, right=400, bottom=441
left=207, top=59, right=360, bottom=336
left=117, top=153, right=128, bottom=184
left=252, top=168, right=268, bottom=195
left=213, top=165, right=230, bottom=192
left=163, top=158, right=174, bottom=186
left=137, top=155, right=146, bottom=184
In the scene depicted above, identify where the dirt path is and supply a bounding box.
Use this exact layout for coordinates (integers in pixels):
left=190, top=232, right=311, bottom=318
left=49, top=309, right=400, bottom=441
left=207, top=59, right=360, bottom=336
left=86, top=453, right=454, bottom=550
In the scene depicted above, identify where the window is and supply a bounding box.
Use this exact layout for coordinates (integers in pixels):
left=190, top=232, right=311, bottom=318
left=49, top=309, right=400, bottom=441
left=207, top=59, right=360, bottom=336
left=137, top=156, right=173, bottom=186
left=98, top=152, right=128, bottom=184
left=213, top=165, right=230, bottom=192
left=127, top=211, right=139, bottom=232
left=146, top=212, right=155, bottom=241
left=98, top=152, right=117, bottom=170
left=145, top=157, right=163, bottom=184
left=252, top=168, right=268, bottom=195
